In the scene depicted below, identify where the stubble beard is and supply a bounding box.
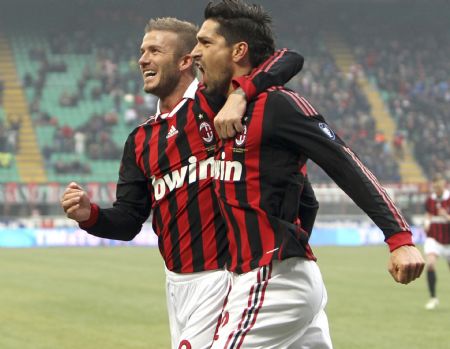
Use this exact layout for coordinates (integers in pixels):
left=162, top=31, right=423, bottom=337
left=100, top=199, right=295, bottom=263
left=205, top=68, right=233, bottom=97
left=143, top=70, right=180, bottom=99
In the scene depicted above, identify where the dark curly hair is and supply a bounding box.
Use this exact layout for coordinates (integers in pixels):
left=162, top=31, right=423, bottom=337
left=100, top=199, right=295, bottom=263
left=204, top=0, right=275, bottom=67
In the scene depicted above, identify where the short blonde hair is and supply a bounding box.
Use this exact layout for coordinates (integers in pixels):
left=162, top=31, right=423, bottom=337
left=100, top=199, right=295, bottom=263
left=145, top=17, right=198, bottom=58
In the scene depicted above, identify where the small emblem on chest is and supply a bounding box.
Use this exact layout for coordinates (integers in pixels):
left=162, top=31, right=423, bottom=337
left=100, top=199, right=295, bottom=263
left=234, top=125, right=248, bottom=147
left=166, top=125, right=179, bottom=139
left=199, top=121, right=214, bottom=144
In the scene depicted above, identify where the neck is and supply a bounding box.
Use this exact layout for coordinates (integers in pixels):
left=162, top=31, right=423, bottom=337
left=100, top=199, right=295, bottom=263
left=226, top=65, right=252, bottom=96
left=159, top=75, right=195, bottom=113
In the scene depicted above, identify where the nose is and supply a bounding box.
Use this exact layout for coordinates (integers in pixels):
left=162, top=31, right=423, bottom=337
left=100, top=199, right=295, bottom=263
left=138, top=52, right=148, bottom=67
left=191, top=44, right=201, bottom=60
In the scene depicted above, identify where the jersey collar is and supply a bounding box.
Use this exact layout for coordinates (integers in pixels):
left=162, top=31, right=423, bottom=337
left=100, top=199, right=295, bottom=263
left=155, top=78, right=199, bottom=120
left=432, top=189, right=450, bottom=200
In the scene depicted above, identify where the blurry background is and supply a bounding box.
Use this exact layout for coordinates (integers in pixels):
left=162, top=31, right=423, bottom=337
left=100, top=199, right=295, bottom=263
left=0, top=0, right=449, bottom=348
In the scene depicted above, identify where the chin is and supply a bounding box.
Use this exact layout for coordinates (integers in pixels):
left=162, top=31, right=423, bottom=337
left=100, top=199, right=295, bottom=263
left=144, top=85, right=156, bottom=94
left=204, top=83, right=220, bottom=95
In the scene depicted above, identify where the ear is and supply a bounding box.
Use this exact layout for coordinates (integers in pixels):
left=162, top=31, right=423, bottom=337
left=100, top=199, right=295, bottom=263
left=231, top=41, right=249, bottom=64
left=178, top=54, right=193, bottom=72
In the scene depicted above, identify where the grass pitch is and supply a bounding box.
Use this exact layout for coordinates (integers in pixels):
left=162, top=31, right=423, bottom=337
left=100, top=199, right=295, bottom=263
left=1, top=246, right=449, bottom=349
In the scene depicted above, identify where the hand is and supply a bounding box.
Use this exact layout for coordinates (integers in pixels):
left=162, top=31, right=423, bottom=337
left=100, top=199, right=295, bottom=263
left=388, top=245, right=425, bottom=284
left=60, top=182, right=91, bottom=222
left=214, top=88, right=247, bottom=139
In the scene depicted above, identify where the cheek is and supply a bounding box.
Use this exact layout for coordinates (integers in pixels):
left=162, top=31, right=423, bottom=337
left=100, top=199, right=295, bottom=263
left=211, top=52, right=230, bottom=75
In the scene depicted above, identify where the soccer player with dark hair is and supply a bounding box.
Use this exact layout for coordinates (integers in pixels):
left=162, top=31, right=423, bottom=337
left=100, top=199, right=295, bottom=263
left=423, top=173, right=450, bottom=310
left=61, top=17, right=310, bottom=349
left=192, top=0, right=425, bottom=347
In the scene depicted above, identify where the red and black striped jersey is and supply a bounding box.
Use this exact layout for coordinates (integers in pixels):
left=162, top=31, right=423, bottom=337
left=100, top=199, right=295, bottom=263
left=214, top=86, right=413, bottom=274
left=79, top=50, right=306, bottom=273
left=425, top=190, right=450, bottom=244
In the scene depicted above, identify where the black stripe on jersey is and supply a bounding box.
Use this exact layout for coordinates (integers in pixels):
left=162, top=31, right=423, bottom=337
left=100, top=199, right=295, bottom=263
left=237, top=101, right=263, bottom=271
left=154, top=208, right=165, bottom=259
left=220, top=189, right=244, bottom=274
left=157, top=121, right=182, bottom=271
left=211, top=185, right=228, bottom=268
left=174, top=101, right=205, bottom=271
left=141, top=125, right=153, bottom=182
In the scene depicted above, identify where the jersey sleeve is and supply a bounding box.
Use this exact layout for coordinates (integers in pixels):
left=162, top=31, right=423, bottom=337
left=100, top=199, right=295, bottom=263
left=79, top=128, right=152, bottom=240
left=232, top=49, right=304, bottom=100
left=267, top=90, right=412, bottom=247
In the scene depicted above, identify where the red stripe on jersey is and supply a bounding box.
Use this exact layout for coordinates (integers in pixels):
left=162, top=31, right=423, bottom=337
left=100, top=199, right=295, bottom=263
left=134, top=126, right=147, bottom=174
left=262, top=48, right=287, bottom=73
left=218, top=200, right=239, bottom=271
left=300, top=96, right=319, bottom=115
left=290, top=92, right=316, bottom=116
left=299, top=163, right=307, bottom=176
left=343, top=147, right=409, bottom=230
left=221, top=170, right=253, bottom=271
left=248, top=49, right=285, bottom=80
left=196, top=187, right=219, bottom=270
left=280, top=89, right=314, bottom=116
left=167, top=116, right=193, bottom=273
left=149, top=125, right=174, bottom=271
left=245, top=93, right=275, bottom=269
left=304, top=243, right=316, bottom=261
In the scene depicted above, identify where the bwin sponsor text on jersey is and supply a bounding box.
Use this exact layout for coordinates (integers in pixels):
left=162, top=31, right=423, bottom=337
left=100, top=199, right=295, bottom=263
left=151, top=155, right=242, bottom=200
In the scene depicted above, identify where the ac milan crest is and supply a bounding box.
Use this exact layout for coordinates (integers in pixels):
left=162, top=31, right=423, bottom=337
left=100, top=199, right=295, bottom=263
left=199, top=121, right=214, bottom=143
left=235, top=125, right=248, bottom=146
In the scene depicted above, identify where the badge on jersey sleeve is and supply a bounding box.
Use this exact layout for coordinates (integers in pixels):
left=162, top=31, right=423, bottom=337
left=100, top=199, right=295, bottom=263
left=318, top=122, right=335, bottom=140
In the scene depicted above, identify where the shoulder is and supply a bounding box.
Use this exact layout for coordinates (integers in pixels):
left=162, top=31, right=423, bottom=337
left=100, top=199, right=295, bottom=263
left=255, top=87, right=320, bottom=119
left=124, top=122, right=152, bottom=148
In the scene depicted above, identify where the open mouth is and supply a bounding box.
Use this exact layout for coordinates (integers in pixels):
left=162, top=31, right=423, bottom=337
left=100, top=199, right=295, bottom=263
left=143, top=70, right=157, bottom=78
left=195, top=63, right=205, bottom=75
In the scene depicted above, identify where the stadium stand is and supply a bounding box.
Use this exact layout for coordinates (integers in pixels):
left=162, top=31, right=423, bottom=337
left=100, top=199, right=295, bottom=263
left=277, top=15, right=402, bottom=183
left=0, top=0, right=447, bottom=219
left=337, top=4, right=450, bottom=180
left=2, top=6, right=157, bottom=183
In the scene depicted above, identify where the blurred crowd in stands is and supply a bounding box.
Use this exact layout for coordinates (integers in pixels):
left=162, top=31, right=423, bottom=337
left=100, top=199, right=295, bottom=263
left=284, top=26, right=401, bottom=183
left=0, top=115, right=20, bottom=168
left=18, top=9, right=157, bottom=175
left=346, top=16, right=450, bottom=181
left=1, top=1, right=448, bottom=183
left=0, top=78, right=4, bottom=105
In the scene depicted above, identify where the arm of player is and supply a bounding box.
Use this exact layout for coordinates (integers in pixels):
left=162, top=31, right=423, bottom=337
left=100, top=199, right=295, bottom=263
left=61, top=182, right=92, bottom=222
left=388, top=245, right=425, bottom=284
left=61, top=131, right=151, bottom=241
left=268, top=90, right=424, bottom=284
left=214, top=49, right=304, bottom=139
